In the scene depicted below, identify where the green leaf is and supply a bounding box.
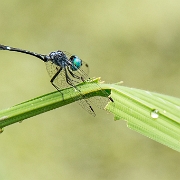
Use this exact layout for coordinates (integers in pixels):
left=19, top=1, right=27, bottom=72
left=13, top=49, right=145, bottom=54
left=0, top=79, right=180, bottom=152
left=106, top=84, right=180, bottom=152
left=0, top=78, right=111, bottom=129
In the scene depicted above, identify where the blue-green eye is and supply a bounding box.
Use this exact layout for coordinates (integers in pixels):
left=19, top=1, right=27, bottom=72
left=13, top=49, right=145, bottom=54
left=70, top=55, right=82, bottom=71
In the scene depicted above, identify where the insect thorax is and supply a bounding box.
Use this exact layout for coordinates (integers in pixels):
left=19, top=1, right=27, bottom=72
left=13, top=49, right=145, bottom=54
left=49, top=50, right=69, bottom=67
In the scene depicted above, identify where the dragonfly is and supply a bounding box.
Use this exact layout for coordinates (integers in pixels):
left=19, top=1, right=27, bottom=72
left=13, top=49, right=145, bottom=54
left=0, top=44, right=113, bottom=116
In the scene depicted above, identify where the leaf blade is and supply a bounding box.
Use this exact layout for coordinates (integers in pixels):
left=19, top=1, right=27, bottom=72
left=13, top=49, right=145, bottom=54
left=106, top=84, right=180, bottom=152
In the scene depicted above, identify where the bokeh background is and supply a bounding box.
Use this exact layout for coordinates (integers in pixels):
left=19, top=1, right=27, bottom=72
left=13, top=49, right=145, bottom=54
left=0, top=0, right=180, bottom=179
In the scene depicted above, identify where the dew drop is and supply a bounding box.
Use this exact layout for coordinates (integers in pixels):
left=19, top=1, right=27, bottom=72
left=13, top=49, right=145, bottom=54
left=150, top=109, right=159, bottom=119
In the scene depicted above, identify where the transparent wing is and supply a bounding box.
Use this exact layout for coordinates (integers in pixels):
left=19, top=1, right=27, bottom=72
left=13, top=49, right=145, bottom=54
left=46, top=60, right=89, bottom=88
left=45, top=54, right=113, bottom=116
left=45, top=61, right=96, bottom=116
left=65, top=57, right=112, bottom=107
left=67, top=62, right=112, bottom=109
left=46, top=61, right=70, bottom=89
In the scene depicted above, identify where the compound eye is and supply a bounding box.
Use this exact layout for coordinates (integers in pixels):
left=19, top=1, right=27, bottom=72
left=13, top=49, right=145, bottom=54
left=70, top=55, right=82, bottom=71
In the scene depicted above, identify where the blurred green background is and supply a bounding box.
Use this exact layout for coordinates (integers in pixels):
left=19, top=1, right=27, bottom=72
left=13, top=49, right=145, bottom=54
left=0, top=0, right=180, bottom=179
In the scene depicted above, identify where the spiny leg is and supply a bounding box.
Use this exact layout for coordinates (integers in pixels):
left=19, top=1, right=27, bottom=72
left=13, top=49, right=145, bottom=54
left=67, top=66, right=81, bottom=80
left=64, top=67, right=78, bottom=90
left=67, top=66, right=87, bottom=83
left=50, top=67, right=64, bottom=98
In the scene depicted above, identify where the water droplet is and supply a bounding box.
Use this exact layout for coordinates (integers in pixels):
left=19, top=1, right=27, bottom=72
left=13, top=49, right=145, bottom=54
left=150, top=109, right=159, bottom=119
left=163, top=110, right=166, bottom=113
left=0, top=128, right=4, bottom=134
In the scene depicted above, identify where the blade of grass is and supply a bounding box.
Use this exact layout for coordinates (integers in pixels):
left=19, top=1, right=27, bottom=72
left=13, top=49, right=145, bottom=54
left=106, top=84, right=180, bottom=152
left=1, top=80, right=180, bottom=152
left=0, top=78, right=111, bottom=129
